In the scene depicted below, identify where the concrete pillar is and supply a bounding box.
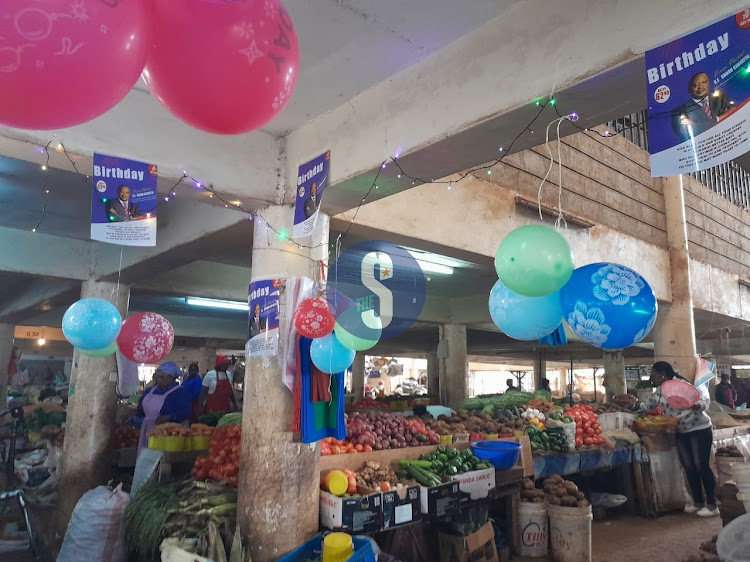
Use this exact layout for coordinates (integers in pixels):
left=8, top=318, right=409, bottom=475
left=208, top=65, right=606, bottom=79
left=426, top=352, right=439, bottom=397
left=533, top=352, right=546, bottom=391
left=57, top=280, right=129, bottom=534
left=352, top=353, right=366, bottom=397
left=602, top=351, right=626, bottom=400
left=198, top=345, right=218, bottom=375
left=0, top=324, right=15, bottom=408
left=438, top=324, right=468, bottom=410
left=238, top=206, right=328, bottom=561
left=654, top=175, right=698, bottom=381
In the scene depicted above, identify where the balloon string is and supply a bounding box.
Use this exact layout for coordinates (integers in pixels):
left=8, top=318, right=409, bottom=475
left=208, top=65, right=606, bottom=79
left=110, top=248, right=123, bottom=309
left=537, top=113, right=578, bottom=228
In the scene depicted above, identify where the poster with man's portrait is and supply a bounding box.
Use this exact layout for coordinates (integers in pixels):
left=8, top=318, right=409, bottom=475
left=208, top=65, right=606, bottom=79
left=646, top=10, right=750, bottom=176
left=293, top=150, right=330, bottom=238
left=91, top=153, right=158, bottom=246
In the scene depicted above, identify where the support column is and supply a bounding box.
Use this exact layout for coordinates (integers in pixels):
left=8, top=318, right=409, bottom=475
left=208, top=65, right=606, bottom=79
left=352, top=353, right=366, bottom=397
left=198, top=345, right=218, bottom=375
left=654, top=175, right=698, bottom=381
left=533, top=352, right=546, bottom=391
left=426, top=352, right=439, bottom=397
left=438, top=324, right=468, bottom=410
left=238, top=206, right=328, bottom=561
left=0, top=324, right=15, bottom=408
left=57, top=280, right=129, bottom=534
left=603, top=351, right=626, bottom=400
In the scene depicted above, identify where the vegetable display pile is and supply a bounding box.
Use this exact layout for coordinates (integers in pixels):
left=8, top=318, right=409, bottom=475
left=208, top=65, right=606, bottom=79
left=322, top=412, right=439, bottom=455
left=716, top=445, right=743, bottom=458
left=148, top=423, right=191, bottom=437
left=217, top=413, right=242, bottom=426
left=189, top=423, right=215, bottom=437
left=565, top=405, right=604, bottom=448
left=520, top=477, right=546, bottom=503
left=17, top=409, right=66, bottom=435
left=528, top=425, right=568, bottom=453
left=463, top=392, right=536, bottom=414
left=345, top=397, right=389, bottom=411
left=191, top=425, right=241, bottom=487
left=355, top=462, right=398, bottom=491
left=425, top=412, right=523, bottom=437
left=125, top=482, right=180, bottom=558
left=112, top=425, right=139, bottom=449
left=404, top=446, right=491, bottom=479
left=542, top=475, right=589, bottom=507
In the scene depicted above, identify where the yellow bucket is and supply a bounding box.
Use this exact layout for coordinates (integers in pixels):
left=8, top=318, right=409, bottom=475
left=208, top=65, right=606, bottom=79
left=484, top=433, right=499, bottom=440
left=322, top=532, right=353, bottom=562
left=439, top=434, right=453, bottom=445
left=324, top=470, right=349, bottom=497
left=191, top=436, right=212, bottom=450
left=148, top=436, right=165, bottom=450
left=162, top=436, right=187, bottom=452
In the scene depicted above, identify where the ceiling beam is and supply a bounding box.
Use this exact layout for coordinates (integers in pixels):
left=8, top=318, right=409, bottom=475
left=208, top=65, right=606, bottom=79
left=0, top=278, right=78, bottom=324
left=286, top=0, right=747, bottom=213
left=0, top=226, right=91, bottom=280
left=134, top=260, right=250, bottom=302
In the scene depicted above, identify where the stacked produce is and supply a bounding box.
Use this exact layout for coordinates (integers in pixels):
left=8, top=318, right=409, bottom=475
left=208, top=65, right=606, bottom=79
left=463, top=392, right=536, bottom=415
left=542, top=475, right=589, bottom=507
left=126, top=480, right=240, bottom=561
left=590, top=403, right=628, bottom=415
left=344, top=412, right=439, bottom=451
left=520, top=477, right=546, bottom=503
left=189, top=423, right=215, bottom=437
left=716, top=445, right=743, bottom=458
left=191, top=425, right=241, bottom=487
left=401, top=446, right=491, bottom=480
left=355, top=461, right=398, bottom=491
left=565, top=405, right=604, bottom=447
left=425, top=412, right=523, bottom=437
left=528, top=425, right=568, bottom=453
left=112, top=425, right=139, bottom=449
left=147, top=422, right=191, bottom=437
left=16, top=408, right=66, bottom=437
left=345, top=397, right=389, bottom=411
left=217, top=413, right=242, bottom=426
left=634, top=408, right=679, bottom=433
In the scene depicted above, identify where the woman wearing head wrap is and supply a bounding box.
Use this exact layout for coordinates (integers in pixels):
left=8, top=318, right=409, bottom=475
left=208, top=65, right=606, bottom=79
left=136, top=361, right=191, bottom=455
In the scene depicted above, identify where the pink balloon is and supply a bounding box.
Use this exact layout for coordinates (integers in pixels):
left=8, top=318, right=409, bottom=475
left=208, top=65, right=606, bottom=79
left=117, top=312, right=174, bottom=364
left=0, top=0, right=152, bottom=130
left=144, top=0, right=300, bottom=134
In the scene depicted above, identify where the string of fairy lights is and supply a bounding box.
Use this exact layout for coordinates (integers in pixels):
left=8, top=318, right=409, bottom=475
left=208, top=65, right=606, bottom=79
left=28, top=95, right=645, bottom=249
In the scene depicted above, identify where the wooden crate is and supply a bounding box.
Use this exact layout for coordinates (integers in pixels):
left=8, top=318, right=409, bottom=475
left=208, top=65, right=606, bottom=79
left=319, top=435, right=533, bottom=478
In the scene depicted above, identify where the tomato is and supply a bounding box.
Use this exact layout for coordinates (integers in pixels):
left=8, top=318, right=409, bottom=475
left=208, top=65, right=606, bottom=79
left=583, top=437, right=593, bottom=446
left=347, top=448, right=358, bottom=454
left=355, top=444, right=364, bottom=452
left=575, top=438, right=583, bottom=448
left=330, top=445, right=341, bottom=454
left=363, top=444, right=373, bottom=452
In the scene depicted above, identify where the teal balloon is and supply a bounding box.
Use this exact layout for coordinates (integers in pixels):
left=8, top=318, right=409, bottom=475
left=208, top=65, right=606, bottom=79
left=78, top=341, right=119, bottom=358
left=334, top=307, right=382, bottom=351
left=495, top=225, right=574, bottom=297
left=310, top=332, right=356, bottom=374
left=62, top=298, right=122, bottom=350
left=488, top=279, right=563, bottom=341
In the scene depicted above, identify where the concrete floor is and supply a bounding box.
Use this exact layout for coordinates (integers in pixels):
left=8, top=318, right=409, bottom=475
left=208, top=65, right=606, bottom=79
left=3, top=511, right=724, bottom=562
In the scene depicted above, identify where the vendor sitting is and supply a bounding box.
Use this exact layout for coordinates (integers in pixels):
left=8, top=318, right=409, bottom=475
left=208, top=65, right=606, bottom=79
left=137, top=361, right=191, bottom=456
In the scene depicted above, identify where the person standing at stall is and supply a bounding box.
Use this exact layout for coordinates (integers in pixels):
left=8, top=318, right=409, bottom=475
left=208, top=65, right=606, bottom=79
left=200, top=355, right=238, bottom=414
left=182, top=363, right=204, bottom=421
left=715, top=373, right=737, bottom=409
left=641, top=361, right=717, bottom=517
left=136, top=361, right=191, bottom=456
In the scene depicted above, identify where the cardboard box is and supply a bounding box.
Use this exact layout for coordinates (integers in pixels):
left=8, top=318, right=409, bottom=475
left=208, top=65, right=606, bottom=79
left=319, top=490, right=383, bottom=533
left=382, top=484, right=422, bottom=529
left=451, top=467, right=496, bottom=502
left=420, top=481, right=461, bottom=517
left=438, top=521, right=499, bottom=562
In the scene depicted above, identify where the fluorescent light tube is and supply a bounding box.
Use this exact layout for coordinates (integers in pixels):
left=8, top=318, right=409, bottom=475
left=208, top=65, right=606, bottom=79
left=415, top=260, right=453, bottom=275
left=186, top=297, right=249, bottom=311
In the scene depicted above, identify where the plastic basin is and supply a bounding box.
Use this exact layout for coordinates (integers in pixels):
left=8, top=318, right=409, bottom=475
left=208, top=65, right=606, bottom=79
left=471, top=441, right=521, bottom=471
left=661, top=380, right=700, bottom=409
left=717, top=513, right=750, bottom=562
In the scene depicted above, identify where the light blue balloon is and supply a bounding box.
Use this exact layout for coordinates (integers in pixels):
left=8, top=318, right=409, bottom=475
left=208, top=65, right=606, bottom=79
left=62, top=298, right=122, bottom=350
left=488, top=280, right=563, bottom=341
left=560, top=262, right=658, bottom=350
left=310, top=332, right=356, bottom=374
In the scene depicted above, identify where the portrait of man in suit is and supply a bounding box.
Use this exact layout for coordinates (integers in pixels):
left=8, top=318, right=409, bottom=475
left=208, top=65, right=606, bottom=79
left=671, top=72, right=730, bottom=142
left=249, top=304, right=267, bottom=338
left=105, top=185, right=141, bottom=222
left=303, top=182, right=322, bottom=219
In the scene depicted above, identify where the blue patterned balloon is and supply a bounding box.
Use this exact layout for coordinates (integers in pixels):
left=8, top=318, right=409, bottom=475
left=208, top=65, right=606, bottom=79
left=560, top=263, right=658, bottom=350
left=488, top=280, right=563, bottom=341
left=310, top=332, right=356, bottom=374
left=62, top=298, right=122, bottom=350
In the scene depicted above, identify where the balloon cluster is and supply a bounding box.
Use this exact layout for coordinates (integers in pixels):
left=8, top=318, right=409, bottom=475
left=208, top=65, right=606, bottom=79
left=292, top=295, right=382, bottom=375
left=62, top=300, right=174, bottom=363
left=0, top=0, right=299, bottom=135
left=489, top=225, right=657, bottom=350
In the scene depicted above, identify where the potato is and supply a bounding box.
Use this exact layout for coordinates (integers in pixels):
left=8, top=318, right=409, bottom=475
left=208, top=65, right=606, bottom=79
left=561, top=495, right=577, bottom=507
left=574, top=491, right=585, bottom=501
left=547, top=495, right=562, bottom=505
left=576, top=500, right=590, bottom=508
left=521, top=479, right=535, bottom=490
left=564, top=481, right=579, bottom=494
left=521, top=490, right=536, bottom=500
left=532, top=497, right=545, bottom=503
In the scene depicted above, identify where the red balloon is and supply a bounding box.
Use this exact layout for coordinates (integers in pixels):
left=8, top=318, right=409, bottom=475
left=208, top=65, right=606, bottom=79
left=117, top=312, right=174, bottom=364
left=0, top=0, right=152, bottom=130
left=293, top=298, right=335, bottom=339
left=144, top=0, right=300, bottom=134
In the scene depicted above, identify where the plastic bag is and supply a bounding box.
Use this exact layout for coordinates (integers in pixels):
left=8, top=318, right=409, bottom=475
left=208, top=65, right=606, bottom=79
left=57, top=484, right=130, bottom=562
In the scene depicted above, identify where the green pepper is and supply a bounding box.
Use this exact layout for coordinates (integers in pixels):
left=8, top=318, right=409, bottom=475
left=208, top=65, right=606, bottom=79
left=445, top=465, right=458, bottom=475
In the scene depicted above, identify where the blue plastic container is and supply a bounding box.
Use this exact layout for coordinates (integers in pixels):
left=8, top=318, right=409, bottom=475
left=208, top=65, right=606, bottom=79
left=280, top=533, right=376, bottom=562
left=471, top=440, right=521, bottom=470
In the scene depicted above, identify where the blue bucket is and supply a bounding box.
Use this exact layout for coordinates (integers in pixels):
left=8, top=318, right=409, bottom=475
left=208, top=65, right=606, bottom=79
left=471, top=440, right=521, bottom=470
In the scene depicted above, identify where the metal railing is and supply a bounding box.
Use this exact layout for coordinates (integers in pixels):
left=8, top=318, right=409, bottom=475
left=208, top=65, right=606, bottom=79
left=605, top=110, right=750, bottom=210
